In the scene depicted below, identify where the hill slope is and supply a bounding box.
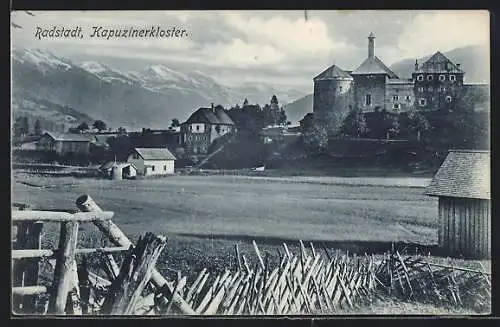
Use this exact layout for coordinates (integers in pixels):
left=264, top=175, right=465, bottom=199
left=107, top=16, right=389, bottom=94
left=11, top=47, right=308, bottom=131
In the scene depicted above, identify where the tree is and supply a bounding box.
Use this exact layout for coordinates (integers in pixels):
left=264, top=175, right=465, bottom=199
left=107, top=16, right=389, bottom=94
left=271, top=95, right=279, bottom=106
left=243, top=98, right=249, bottom=106
left=92, top=120, right=107, bottom=132
left=76, top=122, right=89, bottom=133
left=33, top=119, right=42, bottom=136
left=171, top=119, right=180, bottom=128
left=13, top=116, right=29, bottom=140
left=407, top=110, right=430, bottom=141
left=117, top=127, right=127, bottom=134
left=303, top=124, right=328, bottom=154
left=340, top=107, right=368, bottom=138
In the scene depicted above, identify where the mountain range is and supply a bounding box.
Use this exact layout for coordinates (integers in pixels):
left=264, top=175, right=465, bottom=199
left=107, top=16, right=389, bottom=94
left=11, top=47, right=307, bottom=131
left=284, top=45, right=490, bottom=124
left=11, top=45, right=488, bottom=130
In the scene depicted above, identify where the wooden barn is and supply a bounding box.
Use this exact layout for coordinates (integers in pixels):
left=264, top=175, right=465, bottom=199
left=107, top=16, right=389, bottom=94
left=425, top=150, right=490, bottom=259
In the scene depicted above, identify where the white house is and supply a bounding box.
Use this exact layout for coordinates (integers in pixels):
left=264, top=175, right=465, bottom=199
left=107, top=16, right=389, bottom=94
left=127, top=147, right=176, bottom=176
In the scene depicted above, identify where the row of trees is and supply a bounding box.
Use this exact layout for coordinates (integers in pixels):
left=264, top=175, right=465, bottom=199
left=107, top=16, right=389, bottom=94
left=68, top=120, right=108, bottom=133
left=13, top=116, right=42, bottom=141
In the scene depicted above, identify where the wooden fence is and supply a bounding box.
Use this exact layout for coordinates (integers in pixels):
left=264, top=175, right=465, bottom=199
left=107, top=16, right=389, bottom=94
left=11, top=195, right=491, bottom=315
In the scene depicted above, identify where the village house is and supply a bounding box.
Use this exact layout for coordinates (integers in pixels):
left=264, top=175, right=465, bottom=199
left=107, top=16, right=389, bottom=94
left=180, top=104, right=235, bottom=155
left=127, top=147, right=176, bottom=176
left=425, top=150, right=490, bottom=259
left=37, top=132, right=96, bottom=155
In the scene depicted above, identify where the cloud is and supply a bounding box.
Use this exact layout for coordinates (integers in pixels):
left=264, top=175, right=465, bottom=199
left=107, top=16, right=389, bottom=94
left=223, top=13, right=345, bottom=57
left=202, top=39, right=285, bottom=68
left=396, top=10, right=489, bottom=58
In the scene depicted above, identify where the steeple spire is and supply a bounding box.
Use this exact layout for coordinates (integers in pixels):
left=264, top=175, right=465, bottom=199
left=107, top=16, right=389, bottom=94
left=368, top=32, right=375, bottom=59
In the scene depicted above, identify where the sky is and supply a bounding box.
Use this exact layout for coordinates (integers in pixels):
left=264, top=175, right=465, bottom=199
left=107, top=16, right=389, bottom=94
left=11, top=10, right=490, bottom=89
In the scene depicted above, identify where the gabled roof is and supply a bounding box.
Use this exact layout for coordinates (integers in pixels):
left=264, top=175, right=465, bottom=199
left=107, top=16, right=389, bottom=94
left=351, top=56, right=399, bottom=78
left=415, top=51, right=464, bottom=74
left=183, top=107, right=234, bottom=125
left=314, top=65, right=353, bottom=81
left=425, top=150, right=490, bottom=200
left=43, top=132, right=96, bottom=142
left=133, top=147, right=176, bottom=160
left=214, top=108, right=235, bottom=125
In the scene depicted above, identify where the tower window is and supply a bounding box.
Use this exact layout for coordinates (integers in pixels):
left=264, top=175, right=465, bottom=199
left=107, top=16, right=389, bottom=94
left=339, top=86, right=342, bottom=92
left=427, top=75, right=433, bottom=81
left=393, top=104, right=400, bottom=110
left=440, top=87, right=446, bottom=92
left=446, top=96, right=452, bottom=103
left=365, top=94, right=371, bottom=106
left=450, top=75, right=456, bottom=81
left=405, top=95, right=411, bottom=102
left=417, top=75, right=424, bottom=81
left=418, top=87, right=424, bottom=92
left=439, top=75, right=446, bottom=81
left=419, top=98, right=427, bottom=106
left=196, top=125, right=200, bottom=131
left=392, top=95, right=399, bottom=101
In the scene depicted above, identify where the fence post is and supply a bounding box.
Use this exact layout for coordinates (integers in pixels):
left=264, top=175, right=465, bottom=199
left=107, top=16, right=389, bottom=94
left=49, top=221, right=79, bottom=314
left=12, top=219, right=43, bottom=314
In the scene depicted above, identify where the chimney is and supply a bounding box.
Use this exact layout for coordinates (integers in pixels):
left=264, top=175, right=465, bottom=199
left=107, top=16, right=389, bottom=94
left=456, top=63, right=461, bottom=69
left=368, top=32, right=375, bottom=59
left=211, top=103, right=214, bottom=112
left=414, top=59, right=419, bottom=71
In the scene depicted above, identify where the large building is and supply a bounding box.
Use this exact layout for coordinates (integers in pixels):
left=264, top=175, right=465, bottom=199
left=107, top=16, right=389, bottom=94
left=312, top=33, right=468, bottom=124
left=180, top=104, right=235, bottom=155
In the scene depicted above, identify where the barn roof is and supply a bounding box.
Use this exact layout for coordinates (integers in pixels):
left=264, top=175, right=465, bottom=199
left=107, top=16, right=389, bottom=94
left=351, top=56, right=399, bottom=78
left=425, top=150, right=490, bottom=200
left=415, top=51, right=464, bottom=74
left=313, top=64, right=353, bottom=81
left=133, top=148, right=176, bottom=161
left=43, top=132, right=95, bottom=142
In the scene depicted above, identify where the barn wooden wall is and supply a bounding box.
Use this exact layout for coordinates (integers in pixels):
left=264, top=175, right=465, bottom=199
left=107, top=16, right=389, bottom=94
left=438, top=197, right=491, bottom=259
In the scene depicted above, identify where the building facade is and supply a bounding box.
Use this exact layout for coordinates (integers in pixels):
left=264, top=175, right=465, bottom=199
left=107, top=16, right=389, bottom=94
left=312, top=33, right=467, bottom=124
left=37, top=132, right=95, bottom=155
left=412, top=52, right=465, bottom=111
left=127, top=147, right=176, bottom=176
left=180, top=105, right=235, bottom=155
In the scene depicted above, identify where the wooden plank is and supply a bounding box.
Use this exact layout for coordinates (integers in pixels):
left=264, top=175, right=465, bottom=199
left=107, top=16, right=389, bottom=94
left=12, top=286, right=48, bottom=296
left=12, top=221, right=43, bottom=314
left=75, top=194, right=195, bottom=314
left=454, top=198, right=460, bottom=254
left=12, top=246, right=129, bottom=259
left=438, top=199, right=443, bottom=247
left=109, top=233, right=168, bottom=315
left=49, top=221, right=79, bottom=314
left=12, top=210, right=114, bottom=222
left=487, top=200, right=491, bottom=258
left=442, top=198, right=449, bottom=250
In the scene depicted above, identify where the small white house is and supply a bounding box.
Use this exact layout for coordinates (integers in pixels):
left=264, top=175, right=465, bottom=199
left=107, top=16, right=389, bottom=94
left=127, top=147, right=176, bottom=176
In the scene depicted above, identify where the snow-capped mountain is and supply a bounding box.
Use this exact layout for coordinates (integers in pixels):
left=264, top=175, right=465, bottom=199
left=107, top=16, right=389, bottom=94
left=11, top=47, right=308, bottom=130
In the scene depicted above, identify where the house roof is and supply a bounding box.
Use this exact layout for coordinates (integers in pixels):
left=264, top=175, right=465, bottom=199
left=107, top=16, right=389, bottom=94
left=183, top=107, right=235, bottom=125
left=314, top=65, right=353, bottom=81
left=100, top=161, right=136, bottom=171
left=133, top=147, right=176, bottom=161
left=43, top=132, right=96, bottom=142
left=351, top=56, right=399, bottom=78
left=214, top=108, right=235, bottom=125
left=425, top=150, right=490, bottom=200
left=415, top=51, right=464, bottom=74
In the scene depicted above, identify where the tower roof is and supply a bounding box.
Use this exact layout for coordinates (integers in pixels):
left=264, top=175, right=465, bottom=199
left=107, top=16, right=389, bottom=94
left=415, top=51, right=464, bottom=74
left=313, top=64, right=353, bottom=81
left=368, top=32, right=375, bottom=38
left=351, top=56, right=399, bottom=78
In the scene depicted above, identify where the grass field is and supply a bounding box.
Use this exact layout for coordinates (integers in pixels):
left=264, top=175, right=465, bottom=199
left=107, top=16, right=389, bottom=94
left=12, top=172, right=492, bottom=314
left=12, top=173, right=437, bottom=245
